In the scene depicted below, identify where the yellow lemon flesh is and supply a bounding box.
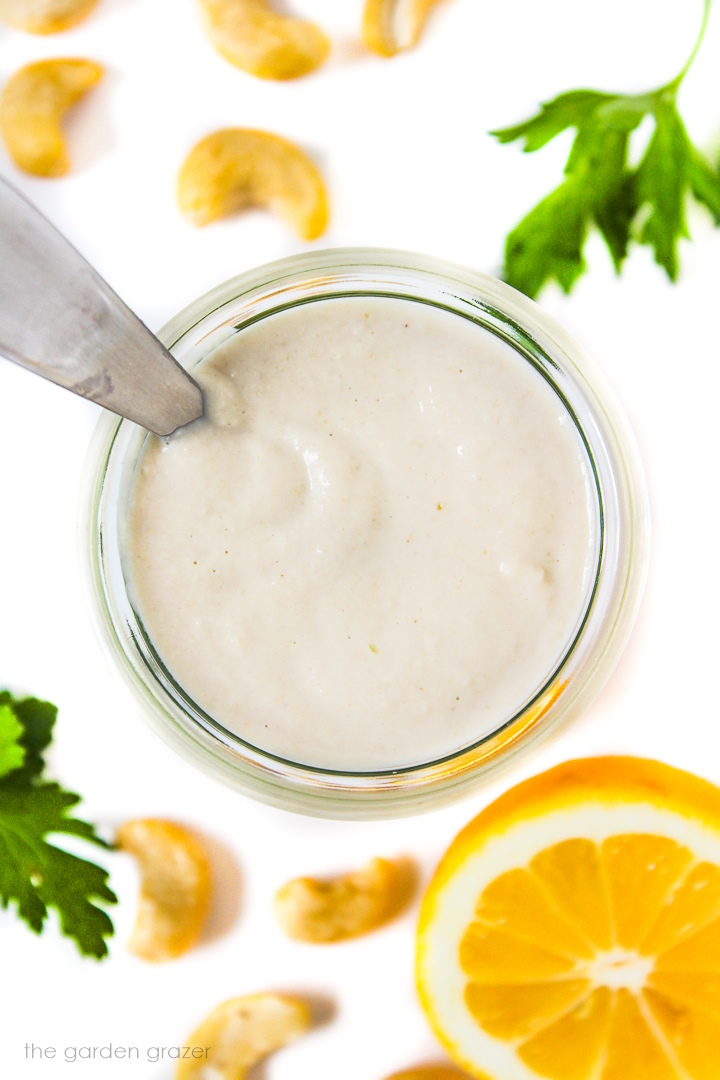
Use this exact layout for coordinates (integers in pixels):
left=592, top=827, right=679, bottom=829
left=417, top=757, right=720, bottom=1080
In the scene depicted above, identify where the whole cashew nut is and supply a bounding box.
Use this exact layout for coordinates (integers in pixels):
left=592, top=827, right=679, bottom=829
left=0, top=0, right=98, bottom=34
left=176, top=994, right=311, bottom=1080
left=274, top=857, right=417, bottom=943
left=116, top=819, right=211, bottom=962
left=197, top=0, right=329, bottom=80
left=0, top=59, right=103, bottom=177
left=177, top=128, right=328, bottom=239
left=363, top=0, right=447, bottom=57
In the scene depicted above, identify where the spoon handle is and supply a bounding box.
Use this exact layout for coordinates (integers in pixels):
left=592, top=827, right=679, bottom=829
left=0, top=177, right=203, bottom=436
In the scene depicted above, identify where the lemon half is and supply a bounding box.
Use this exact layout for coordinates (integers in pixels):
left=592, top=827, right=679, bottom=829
left=417, top=757, right=720, bottom=1080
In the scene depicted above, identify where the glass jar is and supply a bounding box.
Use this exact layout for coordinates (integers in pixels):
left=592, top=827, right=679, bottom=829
left=81, top=249, right=649, bottom=818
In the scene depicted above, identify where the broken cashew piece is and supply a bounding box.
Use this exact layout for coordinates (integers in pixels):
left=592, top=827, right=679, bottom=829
left=0, top=59, right=103, bottom=177
left=0, top=0, right=98, bottom=34
left=197, top=0, right=329, bottom=80
left=177, top=129, right=328, bottom=239
left=362, top=0, right=446, bottom=57
left=116, top=819, right=211, bottom=962
left=274, top=857, right=416, bottom=943
left=176, top=993, right=311, bottom=1080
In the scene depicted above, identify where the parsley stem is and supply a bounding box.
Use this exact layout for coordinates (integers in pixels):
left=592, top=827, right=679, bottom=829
left=662, top=0, right=711, bottom=96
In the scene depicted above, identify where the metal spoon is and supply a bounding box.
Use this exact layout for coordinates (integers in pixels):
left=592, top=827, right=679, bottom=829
left=0, top=177, right=203, bottom=436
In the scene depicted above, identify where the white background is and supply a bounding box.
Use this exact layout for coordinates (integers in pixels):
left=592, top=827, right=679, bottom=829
left=1, top=0, right=720, bottom=1076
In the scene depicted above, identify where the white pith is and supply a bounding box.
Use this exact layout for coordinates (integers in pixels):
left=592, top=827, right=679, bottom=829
left=585, top=948, right=654, bottom=993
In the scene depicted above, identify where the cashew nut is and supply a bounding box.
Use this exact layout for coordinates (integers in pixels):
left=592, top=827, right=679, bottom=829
left=0, top=59, right=103, bottom=177
left=362, top=0, right=446, bottom=57
left=0, top=0, right=98, bottom=34
left=176, top=994, right=311, bottom=1080
left=274, top=857, right=416, bottom=943
left=116, top=819, right=211, bottom=962
left=197, top=0, right=329, bottom=80
left=177, top=129, right=328, bottom=239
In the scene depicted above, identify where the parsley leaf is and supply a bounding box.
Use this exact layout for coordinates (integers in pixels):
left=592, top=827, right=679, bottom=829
left=634, top=99, right=691, bottom=281
left=0, top=693, right=116, bottom=958
left=492, top=90, right=615, bottom=153
left=689, top=145, right=720, bottom=224
left=0, top=705, right=24, bottom=778
left=0, top=691, right=57, bottom=778
left=491, top=1, right=720, bottom=297
left=502, top=182, right=587, bottom=300
left=498, top=103, right=644, bottom=298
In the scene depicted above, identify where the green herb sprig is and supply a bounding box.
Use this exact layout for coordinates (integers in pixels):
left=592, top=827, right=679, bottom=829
left=492, top=0, right=720, bottom=298
left=0, top=692, right=116, bottom=958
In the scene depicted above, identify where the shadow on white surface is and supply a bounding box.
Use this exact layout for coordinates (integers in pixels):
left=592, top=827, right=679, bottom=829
left=245, top=993, right=336, bottom=1080
left=91, top=0, right=143, bottom=28
left=64, top=65, right=118, bottom=176
left=197, top=831, right=243, bottom=946
left=328, top=35, right=376, bottom=70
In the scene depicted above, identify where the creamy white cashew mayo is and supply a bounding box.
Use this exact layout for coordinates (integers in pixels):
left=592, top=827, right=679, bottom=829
left=125, top=297, right=597, bottom=770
